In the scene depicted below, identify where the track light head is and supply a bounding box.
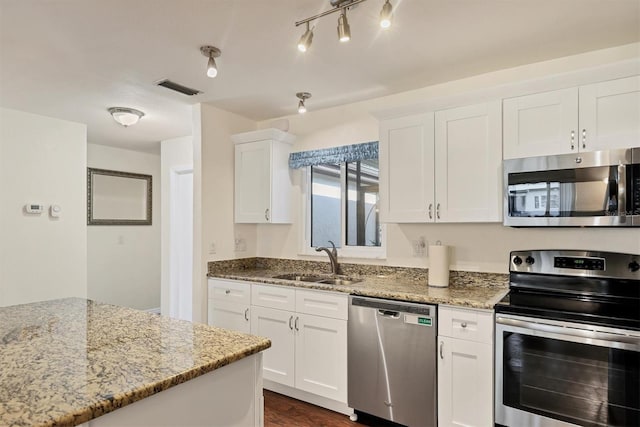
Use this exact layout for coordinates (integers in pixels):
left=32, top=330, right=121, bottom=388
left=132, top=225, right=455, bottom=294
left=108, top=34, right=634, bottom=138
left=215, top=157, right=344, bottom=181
left=298, top=23, right=314, bottom=52
left=296, top=92, right=312, bottom=114
left=337, top=9, right=351, bottom=42
left=200, top=45, right=221, bottom=78
left=380, top=0, right=392, bottom=28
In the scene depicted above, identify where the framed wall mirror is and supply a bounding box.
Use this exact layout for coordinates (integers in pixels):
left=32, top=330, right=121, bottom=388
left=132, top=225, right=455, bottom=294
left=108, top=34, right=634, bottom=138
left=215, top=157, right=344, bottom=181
left=87, top=168, right=152, bottom=225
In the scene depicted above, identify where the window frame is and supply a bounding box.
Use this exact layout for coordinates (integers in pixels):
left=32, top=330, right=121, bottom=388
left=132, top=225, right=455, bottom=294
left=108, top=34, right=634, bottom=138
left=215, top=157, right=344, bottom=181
left=299, top=164, right=386, bottom=259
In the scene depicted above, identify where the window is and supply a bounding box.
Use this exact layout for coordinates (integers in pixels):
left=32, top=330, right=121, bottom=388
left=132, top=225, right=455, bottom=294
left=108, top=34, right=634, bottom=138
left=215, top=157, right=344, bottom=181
left=306, top=159, right=384, bottom=258
left=289, top=141, right=383, bottom=258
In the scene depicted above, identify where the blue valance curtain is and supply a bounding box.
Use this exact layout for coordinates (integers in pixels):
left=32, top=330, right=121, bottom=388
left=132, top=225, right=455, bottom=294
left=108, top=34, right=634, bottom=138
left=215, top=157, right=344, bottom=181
left=288, top=141, right=378, bottom=169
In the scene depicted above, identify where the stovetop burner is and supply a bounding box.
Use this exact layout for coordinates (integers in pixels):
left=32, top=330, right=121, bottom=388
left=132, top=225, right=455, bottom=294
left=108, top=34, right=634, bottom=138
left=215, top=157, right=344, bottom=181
left=495, top=250, right=640, bottom=331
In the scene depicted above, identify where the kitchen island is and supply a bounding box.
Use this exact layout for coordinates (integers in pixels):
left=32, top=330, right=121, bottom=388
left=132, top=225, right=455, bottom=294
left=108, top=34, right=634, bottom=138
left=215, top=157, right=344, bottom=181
left=0, top=298, right=271, bottom=427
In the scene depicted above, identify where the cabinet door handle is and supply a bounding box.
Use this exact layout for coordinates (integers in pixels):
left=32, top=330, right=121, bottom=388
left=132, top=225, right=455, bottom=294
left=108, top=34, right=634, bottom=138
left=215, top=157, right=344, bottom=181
left=244, top=308, right=249, bottom=321
left=294, top=316, right=299, bottom=331
left=289, top=316, right=294, bottom=330
left=436, top=203, right=441, bottom=220
left=225, top=289, right=231, bottom=295
left=428, top=203, right=433, bottom=219
left=264, top=208, right=270, bottom=221
left=582, top=129, right=586, bottom=149
left=570, top=130, right=575, bottom=150
left=439, top=341, right=444, bottom=359
left=461, top=322, right=467, bottom=328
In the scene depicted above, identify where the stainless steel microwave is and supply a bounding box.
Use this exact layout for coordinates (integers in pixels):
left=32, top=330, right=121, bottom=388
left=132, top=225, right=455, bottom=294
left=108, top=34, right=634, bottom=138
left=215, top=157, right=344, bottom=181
left=504, top=147, right=640, bottom=227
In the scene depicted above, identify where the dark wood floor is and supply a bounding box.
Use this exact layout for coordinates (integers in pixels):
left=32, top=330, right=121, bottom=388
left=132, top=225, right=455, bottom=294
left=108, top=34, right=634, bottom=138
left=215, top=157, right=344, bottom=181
left=264, top=390, right=399, bottom=427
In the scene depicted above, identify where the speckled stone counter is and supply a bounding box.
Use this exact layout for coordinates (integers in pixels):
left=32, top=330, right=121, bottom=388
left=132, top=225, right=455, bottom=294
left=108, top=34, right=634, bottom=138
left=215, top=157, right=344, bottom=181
left=208, top=258, right=509, bottom=309
left=0, top=298, right=271, bottom=427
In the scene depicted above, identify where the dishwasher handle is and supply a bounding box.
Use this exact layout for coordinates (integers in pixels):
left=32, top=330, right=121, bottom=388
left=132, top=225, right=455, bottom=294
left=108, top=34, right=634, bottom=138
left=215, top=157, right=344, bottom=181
left=378, top=309, right=400, bottom=318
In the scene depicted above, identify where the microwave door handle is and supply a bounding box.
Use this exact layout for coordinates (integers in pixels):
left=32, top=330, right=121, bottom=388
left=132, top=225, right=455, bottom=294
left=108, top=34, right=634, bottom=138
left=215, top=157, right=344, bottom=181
left=618, top=164, right=627, bottom=218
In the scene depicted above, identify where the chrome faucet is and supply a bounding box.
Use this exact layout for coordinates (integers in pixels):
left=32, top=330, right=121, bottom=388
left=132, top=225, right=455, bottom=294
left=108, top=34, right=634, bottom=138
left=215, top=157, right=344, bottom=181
left=315, top=240, right=342, bottom=275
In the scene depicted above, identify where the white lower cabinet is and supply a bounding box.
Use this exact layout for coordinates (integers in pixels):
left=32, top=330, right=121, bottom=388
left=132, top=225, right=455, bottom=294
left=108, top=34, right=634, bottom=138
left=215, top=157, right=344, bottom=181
left=437, top=306, right=494, bottom=427
left=208, top=300, right=251, bottom=334
left=252, top=286, right=348, bottom=404
left=209, top=279, right=348, bottom=406
left=250, top=305, right=295, bottom=387
left=208, top=279, right=251, bottom=334
left=294, top=313, right=347, bottom=402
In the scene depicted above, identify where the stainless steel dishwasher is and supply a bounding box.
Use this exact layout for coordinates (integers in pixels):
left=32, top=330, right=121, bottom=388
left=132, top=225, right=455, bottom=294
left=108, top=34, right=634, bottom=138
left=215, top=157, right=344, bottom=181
left=348, top=296, right=437, bottom=427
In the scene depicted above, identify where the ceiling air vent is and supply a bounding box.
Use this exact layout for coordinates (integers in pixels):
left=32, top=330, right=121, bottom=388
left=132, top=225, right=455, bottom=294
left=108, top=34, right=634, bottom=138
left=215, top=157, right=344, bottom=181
left=155, top=79, right=202, bottom=96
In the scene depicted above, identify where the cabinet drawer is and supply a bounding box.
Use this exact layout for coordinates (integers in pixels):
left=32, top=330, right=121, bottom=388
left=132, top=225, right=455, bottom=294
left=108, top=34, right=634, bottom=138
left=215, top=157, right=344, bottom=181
left=208, top=279, right=251, bottom=305
left=438, top=305, right=493, bottom=344
left=252, top=284, right=296, bottom=311
left=295, top=289, right=348, bottom=320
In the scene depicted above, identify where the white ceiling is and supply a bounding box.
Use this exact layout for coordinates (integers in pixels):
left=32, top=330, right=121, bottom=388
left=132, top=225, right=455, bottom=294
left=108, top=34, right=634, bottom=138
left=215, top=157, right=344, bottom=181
left=1, top=0, right=639, bottom=152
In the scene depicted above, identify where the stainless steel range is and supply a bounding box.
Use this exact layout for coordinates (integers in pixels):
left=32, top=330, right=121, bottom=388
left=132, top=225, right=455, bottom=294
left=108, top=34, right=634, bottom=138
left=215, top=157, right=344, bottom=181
left=495, top=250, right=640, bottom=427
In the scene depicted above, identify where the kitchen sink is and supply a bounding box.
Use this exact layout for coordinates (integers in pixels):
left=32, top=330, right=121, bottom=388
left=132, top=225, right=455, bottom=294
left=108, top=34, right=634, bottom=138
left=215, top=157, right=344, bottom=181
left=272, top=273, right=362, bottom=286
left=272, top=273, right=327, bottom=282
left=318, top=278, right=361, bottom=286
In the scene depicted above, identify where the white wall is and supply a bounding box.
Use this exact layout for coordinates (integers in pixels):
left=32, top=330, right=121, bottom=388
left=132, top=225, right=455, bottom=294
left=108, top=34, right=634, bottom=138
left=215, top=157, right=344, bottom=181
left=193, top=104, right=256, bottom=323
left=0, top=108, right=87, bottom=306
left=160, top=135, right=193, bottom=317
left=87, top=143, right=160, bottom=310
left=254, top=44, right=640, bottom=273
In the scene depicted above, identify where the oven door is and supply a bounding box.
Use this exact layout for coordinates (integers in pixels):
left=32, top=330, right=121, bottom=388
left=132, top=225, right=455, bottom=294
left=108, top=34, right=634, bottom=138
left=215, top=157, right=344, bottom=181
left=495, top=314, right=640, bottom=427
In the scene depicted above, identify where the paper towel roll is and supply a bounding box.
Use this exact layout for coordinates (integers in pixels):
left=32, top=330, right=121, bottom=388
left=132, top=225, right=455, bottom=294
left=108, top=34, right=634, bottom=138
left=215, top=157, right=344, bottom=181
left=428, top=244, right=450, bottom=287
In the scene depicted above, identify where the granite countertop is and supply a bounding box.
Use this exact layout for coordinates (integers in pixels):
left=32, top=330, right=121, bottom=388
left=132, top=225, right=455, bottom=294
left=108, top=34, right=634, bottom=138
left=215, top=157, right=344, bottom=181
left=208, top=258, right=509, bottom=310
left=0, top=298, right=271, bottom=427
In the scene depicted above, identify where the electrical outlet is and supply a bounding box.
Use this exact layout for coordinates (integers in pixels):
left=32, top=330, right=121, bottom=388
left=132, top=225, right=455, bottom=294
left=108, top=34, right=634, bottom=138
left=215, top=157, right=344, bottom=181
left=209, top=243, right=217, bottom=255
left=234, top=238, right=246, bottom=252
left=412, top=236, right=426, bottom=257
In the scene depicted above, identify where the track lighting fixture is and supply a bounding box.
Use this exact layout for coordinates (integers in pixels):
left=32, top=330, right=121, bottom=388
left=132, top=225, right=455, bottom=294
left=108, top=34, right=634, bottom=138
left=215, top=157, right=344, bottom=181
left=295, top=0, right=395, bottom=51
left=337, top=9, right=351, bottom=42
left=200, top=45, right=221, bottom=78
left=379, top=0, right=392, bottom=28
left=108, top=107, right=145, bottom=127
left=296, top=92, right=311, bottom=114
left=298, top=22, right=314, bottom=52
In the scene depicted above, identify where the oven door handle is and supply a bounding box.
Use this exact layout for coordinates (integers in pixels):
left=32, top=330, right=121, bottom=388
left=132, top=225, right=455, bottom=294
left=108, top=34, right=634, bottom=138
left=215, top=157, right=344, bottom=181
left=496, top=316, right=640, bottom=349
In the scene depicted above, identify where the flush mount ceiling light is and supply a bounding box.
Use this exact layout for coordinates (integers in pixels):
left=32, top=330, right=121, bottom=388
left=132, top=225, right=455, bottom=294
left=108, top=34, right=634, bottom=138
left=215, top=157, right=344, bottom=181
left=107, top=107, right=145, bottom=127
left=200, top=45, right=221, bottom=78
left=295, top=0, right=394, bottom=51
left=296, top=92, right=312, bottom=114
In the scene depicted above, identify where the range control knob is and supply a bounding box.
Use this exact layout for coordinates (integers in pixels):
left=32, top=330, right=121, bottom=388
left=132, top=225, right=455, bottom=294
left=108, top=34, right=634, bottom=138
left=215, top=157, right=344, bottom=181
left=513, top=256, right=523, bottom=266
left=525, top=256, right=535, bottom=265
left=629, top=261, right=640, bottom=272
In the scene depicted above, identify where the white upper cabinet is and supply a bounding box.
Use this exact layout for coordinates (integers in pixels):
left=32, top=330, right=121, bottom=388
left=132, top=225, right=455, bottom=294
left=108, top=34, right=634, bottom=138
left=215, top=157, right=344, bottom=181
left=579, top=76, right=640, bottom=152
left=379, top=101, right=502, bottom=223
left=503, top=88, right=579, bottom=159
left=503, top=76, right=640, bottom=159
left=232, top=128, right=295, bottom=223
left=435, top=101, right=502, bottom=222
left=379, top=113, right=435, bottom=223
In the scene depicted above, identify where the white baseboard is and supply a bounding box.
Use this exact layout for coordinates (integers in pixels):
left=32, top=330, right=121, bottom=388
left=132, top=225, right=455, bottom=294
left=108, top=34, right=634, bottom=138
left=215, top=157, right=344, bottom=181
left=146, top=307, right=161, bottom=315
left=263, top=380, right=353, bottom=416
